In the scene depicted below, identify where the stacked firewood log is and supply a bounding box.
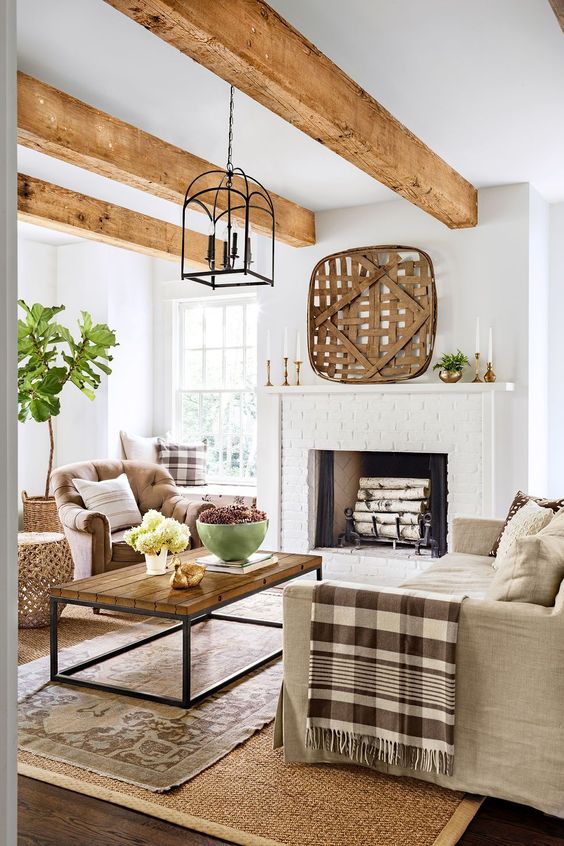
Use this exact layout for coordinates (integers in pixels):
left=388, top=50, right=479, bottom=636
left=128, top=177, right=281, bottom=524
left=353, top=477, right=431, bottom=541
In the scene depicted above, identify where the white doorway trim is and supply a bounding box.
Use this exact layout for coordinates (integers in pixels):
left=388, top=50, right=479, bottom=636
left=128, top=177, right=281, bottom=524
left=0, top=0, right=18, bottom=842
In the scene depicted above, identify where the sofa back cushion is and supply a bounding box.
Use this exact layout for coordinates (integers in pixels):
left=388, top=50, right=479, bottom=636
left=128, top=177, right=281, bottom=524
left=488, top=507, right=564, bottom=606
left=120, top=430, right=160, bottom=463
left=73, top=473, right=142, bottom=531
left=492, top=499, right=553, bottom=569
left=489, top=490, right=564, bottom=556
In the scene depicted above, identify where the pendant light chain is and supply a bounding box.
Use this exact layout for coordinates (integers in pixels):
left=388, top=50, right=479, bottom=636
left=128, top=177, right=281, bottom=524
left=181, top=81, right=275, bottom=289
left=226, top=85, right=235, bottom=181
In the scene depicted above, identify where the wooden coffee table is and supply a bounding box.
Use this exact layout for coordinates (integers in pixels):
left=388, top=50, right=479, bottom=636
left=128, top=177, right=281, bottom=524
left=49, top=550, right=322, bottom=708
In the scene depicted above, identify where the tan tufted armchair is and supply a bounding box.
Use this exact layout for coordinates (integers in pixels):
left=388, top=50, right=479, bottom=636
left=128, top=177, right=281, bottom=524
left=52, top=459, right=213, bottom=579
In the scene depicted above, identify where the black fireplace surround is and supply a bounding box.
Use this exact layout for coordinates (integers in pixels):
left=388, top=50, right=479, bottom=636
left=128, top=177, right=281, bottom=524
left=315, top=450, right=448, bottom=557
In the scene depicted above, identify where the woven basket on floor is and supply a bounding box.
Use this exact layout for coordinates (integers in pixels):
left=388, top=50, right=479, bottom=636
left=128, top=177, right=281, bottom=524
left=18, top=532, right=74, bottom=628
left=21, top=491, right=63, bottom=533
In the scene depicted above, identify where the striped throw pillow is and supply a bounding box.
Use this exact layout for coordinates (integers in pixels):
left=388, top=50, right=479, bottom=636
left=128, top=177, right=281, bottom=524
left=73, top=473, right=142, bottom=531
left=157, top=440, right=207, bottom=486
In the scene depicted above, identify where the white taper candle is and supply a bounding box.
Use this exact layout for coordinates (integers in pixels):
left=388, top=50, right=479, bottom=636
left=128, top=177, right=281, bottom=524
left=295, top=332, right=301, bottom=361
left=283, top=327, right=288, bottom=358
left=266, top=330, right=271, bottom=361
left=475, top=317, right=480, bottom=356
left=488, top=328, right=493, bottom=363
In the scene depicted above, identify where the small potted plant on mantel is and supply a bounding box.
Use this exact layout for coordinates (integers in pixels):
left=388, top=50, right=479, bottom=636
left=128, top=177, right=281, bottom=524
left=18, top=301, right=118, bottom=532
left=433, top=350, right=470, bottom=383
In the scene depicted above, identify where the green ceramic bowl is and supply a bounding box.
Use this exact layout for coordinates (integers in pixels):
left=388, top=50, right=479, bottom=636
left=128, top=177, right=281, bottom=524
left=196, top=519, right=269, bottom=562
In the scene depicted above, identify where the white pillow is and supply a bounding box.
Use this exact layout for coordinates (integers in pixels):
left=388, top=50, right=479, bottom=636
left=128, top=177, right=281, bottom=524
left=73, top=473, right=142, bottom=531
left=120, top=431, right=172, bottom=463
left=493, top=499, right=554, bottom=570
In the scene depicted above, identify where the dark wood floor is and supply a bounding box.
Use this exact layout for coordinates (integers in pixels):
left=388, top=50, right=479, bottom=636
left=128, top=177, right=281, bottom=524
left=18, top=775, right=564, bottom=846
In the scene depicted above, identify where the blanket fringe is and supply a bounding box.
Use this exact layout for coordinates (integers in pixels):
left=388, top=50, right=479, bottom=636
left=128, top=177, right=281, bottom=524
left=305, top=727, right=453, bottom=776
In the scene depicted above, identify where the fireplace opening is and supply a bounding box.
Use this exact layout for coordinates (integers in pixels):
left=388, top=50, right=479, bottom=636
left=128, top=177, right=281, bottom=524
left=314, top=450, right=448, bottom=557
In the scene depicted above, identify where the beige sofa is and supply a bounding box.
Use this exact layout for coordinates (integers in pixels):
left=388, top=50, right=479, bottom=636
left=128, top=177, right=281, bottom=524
left=52, top=459, right=212, bottom=579
left=274, top=517, right=564, bottom=818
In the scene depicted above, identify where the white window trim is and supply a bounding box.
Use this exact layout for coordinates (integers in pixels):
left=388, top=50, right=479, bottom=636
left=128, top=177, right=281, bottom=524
left=175, top=294, right=257, bottom=486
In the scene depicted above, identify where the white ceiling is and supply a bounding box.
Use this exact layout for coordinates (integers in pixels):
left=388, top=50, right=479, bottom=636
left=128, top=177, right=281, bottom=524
left=16, top=0, right=564, bottom=233
left=18, top=220, right=82, bottom=246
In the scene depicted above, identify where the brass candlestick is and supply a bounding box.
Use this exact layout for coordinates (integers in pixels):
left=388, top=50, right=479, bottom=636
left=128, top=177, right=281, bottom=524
left=282, top=356, right=290, bottom=386
left=484, top=362, right=497, bottom=383
left=265, top=359, right=273, bottom=387
left=294, top=360, right=302, bottom=386
left=472, top=352, right=482, bottom=383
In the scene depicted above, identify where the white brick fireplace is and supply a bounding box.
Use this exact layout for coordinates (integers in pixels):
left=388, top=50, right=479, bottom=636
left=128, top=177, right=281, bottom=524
left=258, top=382, right=514, bottom=580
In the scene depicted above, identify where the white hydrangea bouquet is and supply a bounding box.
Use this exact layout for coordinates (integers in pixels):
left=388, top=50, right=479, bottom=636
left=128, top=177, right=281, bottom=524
left=124, top=510, right=191, bottom=575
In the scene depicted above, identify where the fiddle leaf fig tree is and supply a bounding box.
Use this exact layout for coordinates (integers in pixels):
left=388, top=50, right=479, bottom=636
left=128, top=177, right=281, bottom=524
left=18, top=301, right=118, bottom=498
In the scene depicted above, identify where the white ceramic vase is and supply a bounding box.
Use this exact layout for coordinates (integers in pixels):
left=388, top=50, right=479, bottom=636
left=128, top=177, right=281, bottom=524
left=144, top=547, right=168, bottom=575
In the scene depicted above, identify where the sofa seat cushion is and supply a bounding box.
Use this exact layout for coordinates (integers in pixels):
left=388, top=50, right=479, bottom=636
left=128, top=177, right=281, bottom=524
left=111, top=529, right=144, bottom=564
left=400, top=553, right=495, bottom=599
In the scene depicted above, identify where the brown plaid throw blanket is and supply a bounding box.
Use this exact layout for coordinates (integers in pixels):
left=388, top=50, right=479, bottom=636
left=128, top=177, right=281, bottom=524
left=305, top=582, right=465, bottom=776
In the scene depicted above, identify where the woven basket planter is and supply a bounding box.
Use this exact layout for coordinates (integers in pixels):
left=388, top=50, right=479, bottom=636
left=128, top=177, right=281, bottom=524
left=21, top=491, right=63, bottom=534
left=18, top=532, right=74, bottom=628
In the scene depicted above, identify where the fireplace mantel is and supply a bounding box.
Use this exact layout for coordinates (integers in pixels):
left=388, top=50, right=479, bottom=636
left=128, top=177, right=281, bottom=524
left=262, top=382, right=514, bottom=395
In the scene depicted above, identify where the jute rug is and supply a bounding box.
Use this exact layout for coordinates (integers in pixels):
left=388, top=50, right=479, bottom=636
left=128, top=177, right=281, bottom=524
left=19, top=602, right=482, bottom=846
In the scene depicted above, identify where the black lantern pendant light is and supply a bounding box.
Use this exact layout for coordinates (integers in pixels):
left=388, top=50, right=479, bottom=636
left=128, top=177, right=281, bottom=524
left=181, top=85, right=275, bottom=289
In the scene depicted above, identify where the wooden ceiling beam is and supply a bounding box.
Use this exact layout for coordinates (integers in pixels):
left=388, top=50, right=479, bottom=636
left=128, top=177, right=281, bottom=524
left=549, top=0, right=564, bottom=32
left=17, top=172, right=215, bottom=266
left=104, top=0, right=477, bottom=229
left=17, top=72, right=315, bottom=248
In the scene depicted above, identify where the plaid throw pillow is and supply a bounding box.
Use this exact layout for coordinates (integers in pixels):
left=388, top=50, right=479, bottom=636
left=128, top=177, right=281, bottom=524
left=490, top=490, right=564, bottom=556
left=157, top=439, right=207, bottom=486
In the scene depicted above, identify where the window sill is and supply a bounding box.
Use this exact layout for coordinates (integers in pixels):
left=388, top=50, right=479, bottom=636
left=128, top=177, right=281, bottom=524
left=177, top=482, right=257, bottom=503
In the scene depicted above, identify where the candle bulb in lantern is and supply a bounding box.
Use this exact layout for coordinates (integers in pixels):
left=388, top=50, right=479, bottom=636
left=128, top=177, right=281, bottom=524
left=283, top=328, right=288, bottom=359
left=488, top=328, right=493, bottom=363
left=206, top=221, right=215, bottom=268
left=231, top=226, right=239, bottom=264
left=217, top=222, right=229, bottom=269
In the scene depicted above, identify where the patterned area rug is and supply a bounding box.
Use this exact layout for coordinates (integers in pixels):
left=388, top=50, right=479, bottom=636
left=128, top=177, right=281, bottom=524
left=19, top=593, right=282, bottom=791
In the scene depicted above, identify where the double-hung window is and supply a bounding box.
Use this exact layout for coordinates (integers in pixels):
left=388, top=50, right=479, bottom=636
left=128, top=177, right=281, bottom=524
left=177, top=297, right=257, bottom=484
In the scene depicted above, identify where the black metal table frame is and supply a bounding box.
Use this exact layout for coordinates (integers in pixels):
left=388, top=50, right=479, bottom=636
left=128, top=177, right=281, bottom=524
left=50, top=562, right=322, bottom=709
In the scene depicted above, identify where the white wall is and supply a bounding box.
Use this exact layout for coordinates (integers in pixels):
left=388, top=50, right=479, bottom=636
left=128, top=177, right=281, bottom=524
left=528, top=187, right=550, bottom=493
left=17, top=238, right=155, bottom=481
left=56, top=241, right=155, bottom=466
left=56, top=241, right=110, bottom=467
left=257, top=185, right=532, bottom=517
left=548, top=202, right=564, bottom=496
left=20, top=182, right=555, bottom=523
left=258, top=185, right=530, bottom=388
left=107, top=249, right=154, bottom=455
left=17, top=239, right=58, bottom=500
